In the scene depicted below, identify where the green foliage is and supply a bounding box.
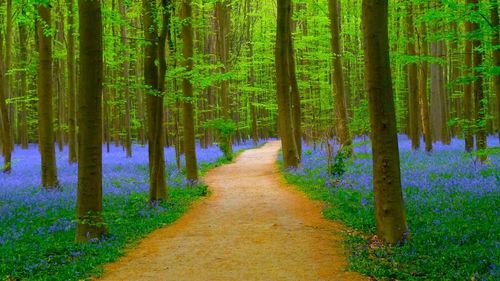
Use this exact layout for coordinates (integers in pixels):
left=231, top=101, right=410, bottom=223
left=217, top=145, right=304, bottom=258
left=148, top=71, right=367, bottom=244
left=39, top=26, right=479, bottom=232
left=203, top=118, right=236, bottom=160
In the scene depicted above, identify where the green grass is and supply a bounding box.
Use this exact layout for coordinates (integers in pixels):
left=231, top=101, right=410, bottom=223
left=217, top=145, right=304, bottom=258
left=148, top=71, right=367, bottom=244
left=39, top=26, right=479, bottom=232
left=1, top=148, right=254, bottom=281
left=281, top=164, right=499, bottom=281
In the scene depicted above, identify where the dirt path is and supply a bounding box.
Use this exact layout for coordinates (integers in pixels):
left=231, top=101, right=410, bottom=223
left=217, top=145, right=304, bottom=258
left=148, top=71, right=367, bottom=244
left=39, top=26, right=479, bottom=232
left=99, top=141, right=367, bottom=281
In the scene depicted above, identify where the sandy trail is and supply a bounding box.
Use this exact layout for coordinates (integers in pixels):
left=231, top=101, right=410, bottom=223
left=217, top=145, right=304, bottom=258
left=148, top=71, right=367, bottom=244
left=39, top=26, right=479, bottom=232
left=99, top=141, right=366, bottom=281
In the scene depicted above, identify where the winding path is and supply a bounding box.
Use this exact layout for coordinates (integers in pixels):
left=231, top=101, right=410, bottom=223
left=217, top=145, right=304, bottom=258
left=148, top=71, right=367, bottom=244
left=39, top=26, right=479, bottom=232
left=99, top=141, right=366, bottom=281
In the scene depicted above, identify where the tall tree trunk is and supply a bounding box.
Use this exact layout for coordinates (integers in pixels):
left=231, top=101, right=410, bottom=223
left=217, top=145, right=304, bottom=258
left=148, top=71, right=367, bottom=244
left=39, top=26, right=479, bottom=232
left=418, top=11, right=432, bottom=152
left=406, top=3, right=420, bottom=150
left=276, top=0, right=299, bottom=168
left=430, top=40, right=450, bottom=143
left=119, top=0, right=132, bottom=157
left=289, top=8, right=302, bottom=159
left=362, top=0, right=408, bottom=245
left=18, top=21, right=29, bottom=149
left=328, top=0, right=351, bottom=152
left=215, top=1, right=233, bottom=157
left=37, top=4, right=59, bottom=188
left=75, top=0, right=107, bottom=242
left=181, top=0, right=199, bottom=182
left=5, top=0, right=14, bottom=146
left=0, top=30, right=12, bottom=173
left=470, top=0, right=487, bottom=161
left=464, top=0, right=474, bottom=152
left=67, top=0, right=77, bottom=163
left=492, top=0, right=500, bottom=143
left=55, top=6, right=65, bottom=152
left=143, top=0, right=167, bottom=202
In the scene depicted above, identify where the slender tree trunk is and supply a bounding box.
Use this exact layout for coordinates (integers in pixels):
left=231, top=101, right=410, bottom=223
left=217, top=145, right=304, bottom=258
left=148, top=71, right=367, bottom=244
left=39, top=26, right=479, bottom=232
left=55, top=7, right=65, bottom=152
left=0, top=30, right=12, bottom=173
left=362, top=0, right=408, bottom=245
left=406, top=3, right=420, bottom=150
left=418, top=12, right=432, bottom=152
left=181, top=0, right=199, bottom=182
left=5, top=0, right=14, bottom=146
left=18, top=22, right=29, bottom=149
left=470, top=0, right=487, bottom=161
left=492, top=0, right=500, bottom=142
left=215, top=1, right=233, bottom=157
left=67, top=0, right=77, bottom=163
left=276, top=0, right=299, bottom=168
left=464, top=0, right=474, bottom=152
left=75, top=0, right=107, bottom=242
left=328, top=0, right=351, bottom=152
left=119, top=0, right=132, bottom=157
left=289, top=10, right=302, bottom=158
left=430, top=40, right=449, bottom=143
left=37, top=4, right=59, bottom=188
left=143, top=0, right=167, bottom=202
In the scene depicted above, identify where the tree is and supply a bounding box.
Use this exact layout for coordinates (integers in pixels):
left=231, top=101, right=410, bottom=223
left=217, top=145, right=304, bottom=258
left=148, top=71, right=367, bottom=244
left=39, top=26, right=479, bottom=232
left=276, top=0, right=300, bottom=168
left=67, top=0, right=77, bottom=163
left=328, top=0, right=351, bottom=152
left=0, top=29, right=12, bottom=173
left=464, top=0, right=475, bottom=152
left=75, top=0, right=106, bottom=242
left=181, top=0, right=199, bottom=182
left=37, top=3, right=59, bottom=188
left=406, top=3, right=420, bottom=150
left=143, top=0, right=167, bottom=202
left=417, top=7, right=432, bottom=152
left=362, top=0, right=408, bottom=244
left=215, top=0, right=233, bottom=159
left=492, top=0, right=500, bottom=143
left=119, top=0, right=132, bottom=158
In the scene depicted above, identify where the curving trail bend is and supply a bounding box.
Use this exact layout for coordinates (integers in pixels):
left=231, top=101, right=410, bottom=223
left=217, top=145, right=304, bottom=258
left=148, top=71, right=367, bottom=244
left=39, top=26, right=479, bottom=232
left=98, top=141, right=367, bottom=281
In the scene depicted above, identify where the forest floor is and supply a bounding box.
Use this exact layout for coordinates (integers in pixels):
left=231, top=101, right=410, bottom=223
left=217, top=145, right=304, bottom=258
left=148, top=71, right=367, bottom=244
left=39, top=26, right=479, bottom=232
left=98, top=141, right=366, bottom=281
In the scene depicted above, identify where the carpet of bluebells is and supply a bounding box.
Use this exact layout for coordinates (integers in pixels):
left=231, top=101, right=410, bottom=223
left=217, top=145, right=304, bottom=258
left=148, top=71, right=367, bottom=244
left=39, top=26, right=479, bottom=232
left=0, top=140, right=261, bottom=280
left=283, top=136, right=499, bottom=280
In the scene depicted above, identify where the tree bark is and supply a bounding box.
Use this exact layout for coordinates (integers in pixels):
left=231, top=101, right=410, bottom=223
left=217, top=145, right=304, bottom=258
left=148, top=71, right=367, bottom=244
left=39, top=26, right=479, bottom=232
left=75, top=0, right=107, bottom=242
left=0, top=29, right=12, bottom=173
left=37, top=4, right=59, bottom=188
left=67, top=0, right=77, bottom=163
left=464, top=0, right=474, bottom=152
left=143, top=0, right=167, bottom=202
left=406, top=3, right=420, bottom=150
left=215, top=1, right=233, bottom=157
left=328, top=0, right=351, bottom=152
left=491, top=0, right=500, bottom=143
left=119, top=0, right=132, bottom=158
left=418, top=11, right=432, bottom=152
left=362, top=0, right=408, bottom=245
left=470, top=0, right=487, bottom=161
left=181, top=0, right=199, bottom=182
left=276, top=0, right=299, bottom=168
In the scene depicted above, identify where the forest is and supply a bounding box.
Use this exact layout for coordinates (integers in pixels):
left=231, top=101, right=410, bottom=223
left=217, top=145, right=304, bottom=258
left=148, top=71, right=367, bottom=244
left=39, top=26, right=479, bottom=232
left=0, top=0, right=499, bottom=280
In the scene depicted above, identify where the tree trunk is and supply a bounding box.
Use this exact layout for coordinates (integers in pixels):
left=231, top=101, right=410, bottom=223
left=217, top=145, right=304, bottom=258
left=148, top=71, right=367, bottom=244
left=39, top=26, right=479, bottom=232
left=276, top=0, right=299, bottom=168
left=471, top=0, right=487, bottom=161
left=492, top=0, right=500, bottom=143
left=143, top=0, right=167, bottom=202
left=418, top=11, right=432, bottom=152
left=37, top=4, right=59, bottom=188
left=18, top=21, right=29, bottom=149
left=67, top=0, right=77, bottom=163
left=464, top=0, right=474, bottom=152
left=181, top=0, right=199, bottom=182
left=362, top=0, right=408, bottom=245
left=328, top=0, right=351, bottom=152
left=75, top=0, right=107, bottom=242
left=0, top=30, right=12, bottom=173
left=119, top=0, right=132, bottom=158
left=406, top=3, right=420, bottom=150
left=215, top=1, right=233, bottom=157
